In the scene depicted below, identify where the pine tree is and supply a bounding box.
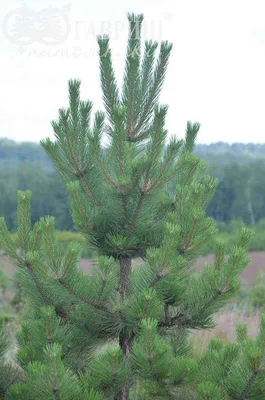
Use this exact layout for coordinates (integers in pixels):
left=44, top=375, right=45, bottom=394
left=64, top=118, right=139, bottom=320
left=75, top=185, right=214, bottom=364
left=0, top=319, right=22, bottom=399
left=0, top=12, right=263, bottom=400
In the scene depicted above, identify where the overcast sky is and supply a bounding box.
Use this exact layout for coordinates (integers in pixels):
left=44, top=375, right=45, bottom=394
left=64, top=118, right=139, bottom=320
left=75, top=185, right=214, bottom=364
left=1, top=0, right=265, bottom=144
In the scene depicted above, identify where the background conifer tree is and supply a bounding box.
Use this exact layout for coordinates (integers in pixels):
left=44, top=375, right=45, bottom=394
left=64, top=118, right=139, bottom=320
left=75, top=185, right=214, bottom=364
left=0, top=12, right=263, bottom=400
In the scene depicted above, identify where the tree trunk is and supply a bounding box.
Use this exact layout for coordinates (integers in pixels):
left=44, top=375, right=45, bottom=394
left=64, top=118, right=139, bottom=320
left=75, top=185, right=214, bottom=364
left=116, top=257, right=132, bottom=400
left=119, top=257, right=132, bottom=300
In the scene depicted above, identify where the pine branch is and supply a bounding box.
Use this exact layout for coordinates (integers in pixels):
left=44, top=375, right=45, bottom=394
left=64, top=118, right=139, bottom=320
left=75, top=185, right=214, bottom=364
left=127, top=192, right=145, bottom=237
left=97, top=35, right=120, bottom=127
left=124, top=110, right=170, bottom=240
left=60, top=249, right=78, bottom=280
left=112, top=106, right=128, bottom=220
left=150, top=228, right=175, bottom=288
left=57, top=277, right=112, bottom=314
left=59, top=108, right=78, bottom=168
left=67, top=181, right=99, bottom=225
left=142, top=105, right=168, bottom=191
left=147, top=156, right=190, bottom=193
left=24, top=260, right=51, bottom=306
left=239, top=369, right=259, bottom=399
left=140, top=41, right=159, bottom=102
left=79, top=175, right=101, bottom=208
left=184, top=121, right=200, bottom=153
left=90, top=137, right=120, bottom=191
left=122, top=13, right=144, bottom=139
left=150, top=272, right=165, bottom=288
left=135, top=41, right=173, bottom=134
left=68, top=79, right=83, bottom=169
left=80, top=99, right=93, bottom=138
left=181, top=216, right=200, bottom=253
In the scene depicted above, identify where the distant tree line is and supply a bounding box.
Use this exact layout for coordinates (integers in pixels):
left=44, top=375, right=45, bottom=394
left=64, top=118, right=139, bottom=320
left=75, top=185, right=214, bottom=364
left=207, top=160, right=265, bottom=224
left=1, top=138, right=265, bottom=231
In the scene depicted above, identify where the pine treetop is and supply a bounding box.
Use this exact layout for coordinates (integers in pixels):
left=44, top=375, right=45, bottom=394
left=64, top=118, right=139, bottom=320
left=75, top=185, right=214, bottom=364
left=39, top=13, right=200, bottom=261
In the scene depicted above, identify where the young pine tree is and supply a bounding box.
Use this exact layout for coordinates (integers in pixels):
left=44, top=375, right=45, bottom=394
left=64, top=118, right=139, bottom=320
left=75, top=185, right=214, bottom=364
left=0, top=12, right=263, bottom=400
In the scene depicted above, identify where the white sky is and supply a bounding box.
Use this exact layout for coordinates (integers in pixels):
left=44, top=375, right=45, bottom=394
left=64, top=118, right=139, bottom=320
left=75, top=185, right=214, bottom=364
left=1, top=0, right=265, bottom=144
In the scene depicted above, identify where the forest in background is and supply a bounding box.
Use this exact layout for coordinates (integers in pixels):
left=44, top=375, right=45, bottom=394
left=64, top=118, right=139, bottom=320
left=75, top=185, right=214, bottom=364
left=1, top=137, right=265, bottom=232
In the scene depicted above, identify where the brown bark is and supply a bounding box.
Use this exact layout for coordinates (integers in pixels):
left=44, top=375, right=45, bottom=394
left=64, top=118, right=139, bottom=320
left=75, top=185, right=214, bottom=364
left=119, top=257, right=132, bottom=300
left=115, top=257, right=132, bottom=400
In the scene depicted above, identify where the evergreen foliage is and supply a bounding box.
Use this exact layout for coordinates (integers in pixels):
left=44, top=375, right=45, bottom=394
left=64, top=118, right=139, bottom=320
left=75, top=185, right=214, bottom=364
left=0, top=12, right=263, bottom=400
left=197, top=315, right=265, bottom=399
left=0, top=320, right=22, bottom=399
